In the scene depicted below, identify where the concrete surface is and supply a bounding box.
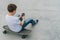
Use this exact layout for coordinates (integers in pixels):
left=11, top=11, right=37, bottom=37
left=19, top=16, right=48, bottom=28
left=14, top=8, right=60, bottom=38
left=0, top=0, right=60, bottom=40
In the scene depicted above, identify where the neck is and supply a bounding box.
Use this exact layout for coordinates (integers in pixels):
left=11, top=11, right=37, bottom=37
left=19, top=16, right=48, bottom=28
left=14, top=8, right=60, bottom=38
left=8, top=12, right=15, bottom=16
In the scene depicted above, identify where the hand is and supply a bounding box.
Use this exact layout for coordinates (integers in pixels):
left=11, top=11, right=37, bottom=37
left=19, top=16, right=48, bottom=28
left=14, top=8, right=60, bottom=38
left=22, top=16, right=25, bottom=19
left=21, top=13, right=25, bottom=16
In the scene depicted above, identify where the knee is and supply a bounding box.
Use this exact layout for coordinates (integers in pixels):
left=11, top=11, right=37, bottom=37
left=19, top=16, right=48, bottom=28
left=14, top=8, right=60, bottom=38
left=28, top=18, right=33, bottom=21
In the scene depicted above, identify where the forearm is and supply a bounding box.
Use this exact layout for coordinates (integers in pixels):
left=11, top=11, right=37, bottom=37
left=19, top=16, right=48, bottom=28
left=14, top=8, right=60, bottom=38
left=21, top=19, right=25, bottom=25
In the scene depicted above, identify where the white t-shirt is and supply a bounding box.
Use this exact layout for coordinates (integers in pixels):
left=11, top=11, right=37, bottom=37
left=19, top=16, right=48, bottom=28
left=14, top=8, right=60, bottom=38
left=5, top=15, right=22, bottom=32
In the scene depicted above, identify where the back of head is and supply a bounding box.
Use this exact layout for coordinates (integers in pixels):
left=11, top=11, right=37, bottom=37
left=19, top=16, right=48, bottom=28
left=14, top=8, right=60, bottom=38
left=7, top=4, right=17, bottom=12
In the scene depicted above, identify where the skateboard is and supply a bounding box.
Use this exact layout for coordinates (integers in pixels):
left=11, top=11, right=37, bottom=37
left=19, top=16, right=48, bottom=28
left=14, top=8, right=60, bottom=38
left=3, top=25, right=31, bottom=39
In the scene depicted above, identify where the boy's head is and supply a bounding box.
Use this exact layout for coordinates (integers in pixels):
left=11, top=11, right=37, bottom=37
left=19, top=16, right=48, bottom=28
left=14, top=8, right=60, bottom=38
left=7, top=4, right=17, bottom=14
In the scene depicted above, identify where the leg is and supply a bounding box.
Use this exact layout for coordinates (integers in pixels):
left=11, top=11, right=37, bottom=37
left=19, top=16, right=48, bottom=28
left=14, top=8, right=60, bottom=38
left=21, top=18, right=36, bottom=31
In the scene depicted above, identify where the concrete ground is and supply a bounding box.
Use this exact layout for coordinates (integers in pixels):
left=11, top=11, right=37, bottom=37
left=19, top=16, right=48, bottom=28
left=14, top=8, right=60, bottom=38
left=0, top=0, right=60, bottom=40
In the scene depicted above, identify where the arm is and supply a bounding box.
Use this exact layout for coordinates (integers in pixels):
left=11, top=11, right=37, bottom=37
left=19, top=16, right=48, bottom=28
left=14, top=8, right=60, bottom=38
left=20, top=16, right=25, bottom=26
left=20, top=19, right=25, bottom=26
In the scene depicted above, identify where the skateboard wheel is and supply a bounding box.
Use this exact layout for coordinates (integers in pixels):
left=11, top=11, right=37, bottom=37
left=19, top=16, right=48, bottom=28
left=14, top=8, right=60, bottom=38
left=21, top=35, right=28, bottom=39
left=3, top=30, right=7, bottom=34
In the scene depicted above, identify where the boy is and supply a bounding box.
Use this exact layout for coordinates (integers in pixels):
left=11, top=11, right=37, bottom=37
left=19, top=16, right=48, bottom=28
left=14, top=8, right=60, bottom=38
left=5, top=4, right=38, bottom=33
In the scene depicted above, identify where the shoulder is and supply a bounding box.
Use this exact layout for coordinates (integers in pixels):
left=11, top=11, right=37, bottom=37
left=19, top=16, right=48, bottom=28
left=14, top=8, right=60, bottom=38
left=5, top=15, right=19, bottom=20
left=13, top=16, right=19, bottom=20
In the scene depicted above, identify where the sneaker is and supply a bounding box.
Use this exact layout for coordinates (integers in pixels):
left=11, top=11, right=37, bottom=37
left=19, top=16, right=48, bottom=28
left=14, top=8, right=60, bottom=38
left=36, top=19, right=39, bottom=23
left=32, top=19, right=39, bottom=26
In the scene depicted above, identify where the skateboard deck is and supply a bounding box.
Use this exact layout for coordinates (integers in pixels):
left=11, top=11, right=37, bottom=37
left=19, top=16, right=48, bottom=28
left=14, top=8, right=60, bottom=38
left=3, top=25, right=31, bottom=35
